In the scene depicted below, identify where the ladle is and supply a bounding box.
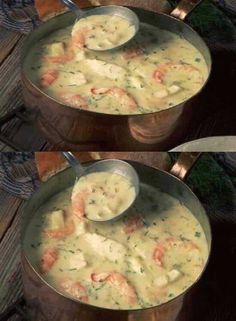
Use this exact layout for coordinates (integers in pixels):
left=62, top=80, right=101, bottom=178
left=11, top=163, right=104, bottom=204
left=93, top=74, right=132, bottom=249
left=62, top=152, right=140, bottom=222
left=61, top=0, right=139, bottom=51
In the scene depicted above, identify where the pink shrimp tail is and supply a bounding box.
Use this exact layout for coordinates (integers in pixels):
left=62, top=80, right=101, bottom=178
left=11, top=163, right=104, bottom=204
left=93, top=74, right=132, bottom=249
left=153, top=246, right=165, bottom=267
left=40, top=248, right=58, bottom=273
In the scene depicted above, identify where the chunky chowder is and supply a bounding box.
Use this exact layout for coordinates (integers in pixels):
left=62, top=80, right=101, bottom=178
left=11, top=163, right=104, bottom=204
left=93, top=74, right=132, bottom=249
left=24, top=182, right=208, bottom=310
left=71, top=172, right=135, bottom=220
left=24, top=21, right=208, bottom=115
left=72, top=14, right=135, bottom=50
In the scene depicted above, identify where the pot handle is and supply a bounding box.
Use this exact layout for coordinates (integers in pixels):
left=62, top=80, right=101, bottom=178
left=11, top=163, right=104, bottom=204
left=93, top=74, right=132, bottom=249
left=170, top=152, right=201, bottom=181
left=170, top=0, right=203, bottom=20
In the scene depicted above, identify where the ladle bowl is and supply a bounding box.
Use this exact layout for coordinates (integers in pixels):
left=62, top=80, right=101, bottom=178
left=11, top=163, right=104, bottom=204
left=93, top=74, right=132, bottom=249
left=63, top=152, right=140, bottom=222
left=61, top=0, right=140, bottom=51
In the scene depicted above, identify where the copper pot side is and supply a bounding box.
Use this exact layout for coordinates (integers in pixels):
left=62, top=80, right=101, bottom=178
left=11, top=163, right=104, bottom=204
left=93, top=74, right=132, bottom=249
left=21, top=0, right=211, bottom=150
left=21, top=155, right=212, bottom=321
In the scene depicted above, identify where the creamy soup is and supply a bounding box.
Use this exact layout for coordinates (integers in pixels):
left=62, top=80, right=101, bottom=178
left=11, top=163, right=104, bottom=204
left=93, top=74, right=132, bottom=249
left=72, top=14, right=135, bottom=50
left=72, top=172, right=135, bottom=220
left=24, top=22, right=208, bottom=115
left=24, top=183, right=208, bottom=310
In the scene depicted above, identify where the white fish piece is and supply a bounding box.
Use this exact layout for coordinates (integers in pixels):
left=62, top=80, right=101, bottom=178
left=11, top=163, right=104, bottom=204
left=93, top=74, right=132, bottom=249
left=68, top=252, right=87, bottom=270
left=82, top=233, right=126, bottom=262
left=127, top=257, right=145, bottom=275
left=127, top=76, right=145, bottom=89
left=64, top=72, right=87, bottom=86
left=73, top=217, right=87, bottom=236
left=84, top=59, right=126, bottom=80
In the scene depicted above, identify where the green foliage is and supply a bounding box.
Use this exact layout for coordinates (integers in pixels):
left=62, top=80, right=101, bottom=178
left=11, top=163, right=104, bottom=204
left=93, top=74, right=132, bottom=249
left=168, top=0, right=236, bottom=42
left=186, top=154, right=234, bottom=210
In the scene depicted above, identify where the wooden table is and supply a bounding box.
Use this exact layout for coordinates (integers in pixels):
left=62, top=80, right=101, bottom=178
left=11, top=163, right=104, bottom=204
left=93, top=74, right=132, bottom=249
left=0, top=24, right=236, bottom=151
left=0, top=189, right=25, bottom=319
left=0, top=27, right=47, bottom=152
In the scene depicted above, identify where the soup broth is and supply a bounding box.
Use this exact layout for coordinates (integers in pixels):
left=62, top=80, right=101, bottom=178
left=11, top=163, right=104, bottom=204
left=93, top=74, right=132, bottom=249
left=24, top=22, right=208, bottom=115
left=24, top=183, right=208, bottom=310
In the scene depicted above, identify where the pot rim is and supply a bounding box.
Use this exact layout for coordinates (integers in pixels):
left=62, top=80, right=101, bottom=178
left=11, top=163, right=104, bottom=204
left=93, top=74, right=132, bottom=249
left=22, top=159, right=212, bottom=312
left=21, top=6, right=212, bottom=118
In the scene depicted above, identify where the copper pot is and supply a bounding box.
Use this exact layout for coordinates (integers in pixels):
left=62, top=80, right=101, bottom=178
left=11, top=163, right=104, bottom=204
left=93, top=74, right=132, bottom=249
left=21, top=0, right=212, bottom=151
left=21, top=153, right=212, bottom=321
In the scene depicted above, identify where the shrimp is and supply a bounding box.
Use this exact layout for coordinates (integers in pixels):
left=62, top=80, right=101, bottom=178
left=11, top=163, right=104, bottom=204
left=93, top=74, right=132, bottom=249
left=71, top=190, right=89, bottom=218
left=153, top=69, right=166, bottom=83
left=109, top=88, right=137, bottom=110
left=40, top=248, right=58, bottom=273
left=123, top=45, right=145, bottom=60
left=153, top=63, right=201, bottom=84
left=91, top=87, right=110, bottom=95
left=91, top=87, right=138, bottom=112
left=42, top=41, right=75, bottom=64
left=91, top=272, right=137, bottom=305
left=40, top=69, right=59, bottom=88
left=42, top=52, right=74, bottom=64
left=60, top=93, right=89, bottom=110
left=43, top=220, right=75, bottom=239
left=153, top=245, right=165, bottom=267
left=43, top=208, right=75, bottom=239
left=123, top=214, right=144, bottom=234
left=60, top=277, right=89, bottom=303
left=72, top=27, right=89, bottom=49
left=153, top=237, right=200, bottom=268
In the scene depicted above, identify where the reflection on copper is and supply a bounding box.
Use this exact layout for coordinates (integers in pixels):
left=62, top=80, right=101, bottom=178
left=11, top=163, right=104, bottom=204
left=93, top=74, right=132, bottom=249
left=129, top=106, right=184, bottom=144
left=170, top=152, right=201, bottom=180
left=171, top=0, right=203, bottom=20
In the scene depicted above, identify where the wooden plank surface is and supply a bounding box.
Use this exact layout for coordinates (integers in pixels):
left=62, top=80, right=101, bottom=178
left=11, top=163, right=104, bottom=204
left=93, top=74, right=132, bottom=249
left=0, top=118, right=47, bottom=152
left=0, top=28, right=22, bottom=64
left=0, top=189, right=22, bottom=241
left=0, top=201, right=24, bottom=314
left=0, top=27, right=47, bottom=151
left=0, top=32, right=25, bottom=118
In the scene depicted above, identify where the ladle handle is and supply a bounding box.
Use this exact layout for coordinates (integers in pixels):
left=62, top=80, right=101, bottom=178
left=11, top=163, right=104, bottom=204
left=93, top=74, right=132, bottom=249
left=61, top=0, right=85, bottom=19
left=170, top=152, right=201, bottom=181
left=62, top=152, right=85, bottom=178
left=170, top=0, right=203, bottom=20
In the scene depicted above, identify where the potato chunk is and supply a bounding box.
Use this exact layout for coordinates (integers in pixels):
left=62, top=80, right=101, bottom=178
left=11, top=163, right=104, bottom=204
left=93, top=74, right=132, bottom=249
left=154, top=275, right=169, bottom=287
left=167, top=85, right=181, bottom=95
left=47, top=42, right=65, bottom=56
left=167, top=269, right=182, bottom=282
left=45, top=210, right=65, bottom=230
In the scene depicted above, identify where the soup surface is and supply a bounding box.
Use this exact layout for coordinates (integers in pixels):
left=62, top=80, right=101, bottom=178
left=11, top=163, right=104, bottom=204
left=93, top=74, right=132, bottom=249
left=24, top=22, right=208, bottom=115
left=72, top=14, right=135, bottom=50
left=72, top=172, right=135, bottom=220
left=24, top=183, right=208, bottom=310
